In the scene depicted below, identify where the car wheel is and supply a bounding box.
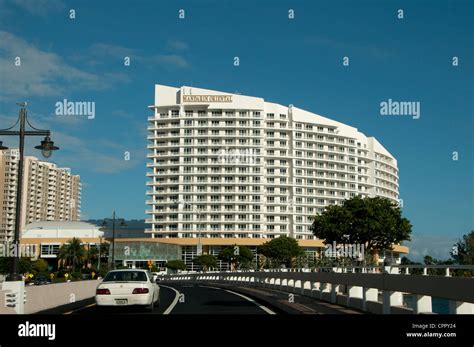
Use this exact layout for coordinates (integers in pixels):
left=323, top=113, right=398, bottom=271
left=147, top=296, right=155, bottom=312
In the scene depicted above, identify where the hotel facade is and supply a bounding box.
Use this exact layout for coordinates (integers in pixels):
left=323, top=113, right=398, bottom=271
left=0, top=149, right=81, bottom=243
left=145, top=85, right=404, bottom=268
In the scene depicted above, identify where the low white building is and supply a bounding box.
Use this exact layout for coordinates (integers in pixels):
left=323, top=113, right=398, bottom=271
left=20, top=221, right=104, bottom=268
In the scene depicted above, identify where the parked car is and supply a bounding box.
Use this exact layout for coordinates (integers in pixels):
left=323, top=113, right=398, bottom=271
left=34, top=276, right=50, bottom=285
left=95, top=269, right=160, bottom=311
left=81, top=273, right=92, bottom=280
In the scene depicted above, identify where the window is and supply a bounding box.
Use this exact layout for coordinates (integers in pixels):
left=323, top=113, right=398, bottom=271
left=103, top=271, right=148, bottom=282
left=40, top=244, right=60, bottom=257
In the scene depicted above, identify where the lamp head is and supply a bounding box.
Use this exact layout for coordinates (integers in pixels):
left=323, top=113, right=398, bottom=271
left=35, top=136, right=59, bottom=158
left=0, top=141, right=8, bottom=150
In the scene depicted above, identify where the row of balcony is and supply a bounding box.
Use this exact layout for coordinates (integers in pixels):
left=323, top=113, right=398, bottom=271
left=146, top=185, right=363, bottom=196
left=148, top=113, right=264, bottom=121
left=146, top=175, right=368, bottom=186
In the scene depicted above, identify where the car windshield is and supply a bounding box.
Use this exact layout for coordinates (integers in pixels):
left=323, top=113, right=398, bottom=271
left=103, top=271, right=148, bottom=282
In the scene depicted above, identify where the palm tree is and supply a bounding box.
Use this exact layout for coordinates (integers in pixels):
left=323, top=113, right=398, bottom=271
left=58, top=238, right=86, bottom=273
left=85, top=245, right=99, bottom=269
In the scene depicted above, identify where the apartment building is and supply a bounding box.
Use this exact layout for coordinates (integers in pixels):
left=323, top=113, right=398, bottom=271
left=0, top=149, right=81, bottom=243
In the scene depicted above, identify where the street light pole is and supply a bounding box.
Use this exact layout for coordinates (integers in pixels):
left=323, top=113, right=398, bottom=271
left=11, top=109, right=25, bottom=281
left=112, top=210, right=116, bottom=268
left=98, top=236, right=101, bottom=272
left=0, top=103, right=59, bottom=281
left=102, top=211, right=126, bottom=270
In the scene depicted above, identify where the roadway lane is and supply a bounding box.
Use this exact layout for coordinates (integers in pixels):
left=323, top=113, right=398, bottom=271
left=66, top=284, right=177, bottom=315
left=67, top=283, right=275, bottom=315
left=165, top=284, right=275, bottom=314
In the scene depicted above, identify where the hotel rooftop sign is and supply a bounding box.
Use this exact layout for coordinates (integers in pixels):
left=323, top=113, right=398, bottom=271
left=182, top=95, right=233, bottom=103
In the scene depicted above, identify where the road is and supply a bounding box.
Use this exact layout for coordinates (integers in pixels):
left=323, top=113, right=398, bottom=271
left=61, top=283, right=277, bottom=315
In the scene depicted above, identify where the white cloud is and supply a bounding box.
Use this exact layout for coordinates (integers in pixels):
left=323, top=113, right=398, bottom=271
left=4, top=0, right=65, bottom=17
left=50, top=131, right=145, bottom=174
left=0, top=31, right=129, bottom=100
left=0, top=112, right=145, bottom=174
left=89, top=43, right=137, bottom=58
left=85, top=42, right=190, bottom=69
left=304, top=34, right=391, bottom=58
left=404, top=234, right=458, bottom=262
left=168, top=40, right=189, bottom=51
left=151, top=54, right=188, bottom=68
left=0, top=112, right=18, bottom=127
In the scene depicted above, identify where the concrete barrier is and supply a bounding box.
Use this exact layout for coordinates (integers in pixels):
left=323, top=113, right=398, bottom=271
left=163, top=267, right=474, bottom=314
left=0, top=280, right=99, bottom=314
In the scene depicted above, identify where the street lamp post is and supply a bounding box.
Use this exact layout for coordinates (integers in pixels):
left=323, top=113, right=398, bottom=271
left=97, top=235, right=102, bottom=272
left=101, top=211, right=126, bottom=270
left=0, top=103, right=59, bottom=282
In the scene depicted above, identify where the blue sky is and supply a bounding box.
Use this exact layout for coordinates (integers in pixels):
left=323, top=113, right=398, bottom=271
left=0, top=0, right=472, bottom=261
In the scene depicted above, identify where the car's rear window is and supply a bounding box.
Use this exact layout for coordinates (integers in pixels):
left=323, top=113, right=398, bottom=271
left=103, top=271, right=148, bottom=282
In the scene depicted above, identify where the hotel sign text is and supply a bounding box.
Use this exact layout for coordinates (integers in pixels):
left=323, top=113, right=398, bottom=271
left=182, top=95, right=233, bottom=103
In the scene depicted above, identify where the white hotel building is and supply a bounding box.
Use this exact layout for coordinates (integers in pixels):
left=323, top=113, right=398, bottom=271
left=145, top=85, right=405, bottom=263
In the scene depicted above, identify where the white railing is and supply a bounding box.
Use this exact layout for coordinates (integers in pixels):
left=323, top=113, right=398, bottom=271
left=160, top=265, right=474, bottom=315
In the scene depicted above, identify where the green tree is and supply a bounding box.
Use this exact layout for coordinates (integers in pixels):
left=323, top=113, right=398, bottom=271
left=98, top=243, right=109, bottom=269
left=0, top=257, right=34, bottom=275
left=400, top=256, right=422, bottom=275
left=32, top=258, right=49, bottom=275
left=311, top=196, right=412, bottom=255
left=423, top=255, right=438, bottom=265
left=0, top=257, right=12, bottom=274
left=401, top=256, right=420, bottom=265
left=258, top=236, right=303, bottom=268
left=218, top=245, right=254, bottom=270
left=85, top=246, right=99, bottom=269
left=19, top=258, right=33, bottom=274
left=193, top=254, right=217, bottom=271
left=1, top=258, right=33, bottom=274
left=166, top=259, right=186, bottom=272
left=451, top=231, right=473, bottom=265
left=58, top=238, right=86, bottom=273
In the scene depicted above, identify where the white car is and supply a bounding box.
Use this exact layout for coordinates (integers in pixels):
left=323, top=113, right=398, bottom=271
left=95, top=269, right=160, bottom=311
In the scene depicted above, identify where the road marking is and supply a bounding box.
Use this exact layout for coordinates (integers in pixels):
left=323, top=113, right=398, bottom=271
left=160, top=285, right=180, bottom=315
left=63, top=302, right=96, bottom=315
left=224, top=289, right=276, bottom=315
left=199, top=285, right=222, bottom=290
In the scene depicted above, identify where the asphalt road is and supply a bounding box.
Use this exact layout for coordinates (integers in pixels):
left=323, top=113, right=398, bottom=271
left=62, top=283, right=276, bottom=315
